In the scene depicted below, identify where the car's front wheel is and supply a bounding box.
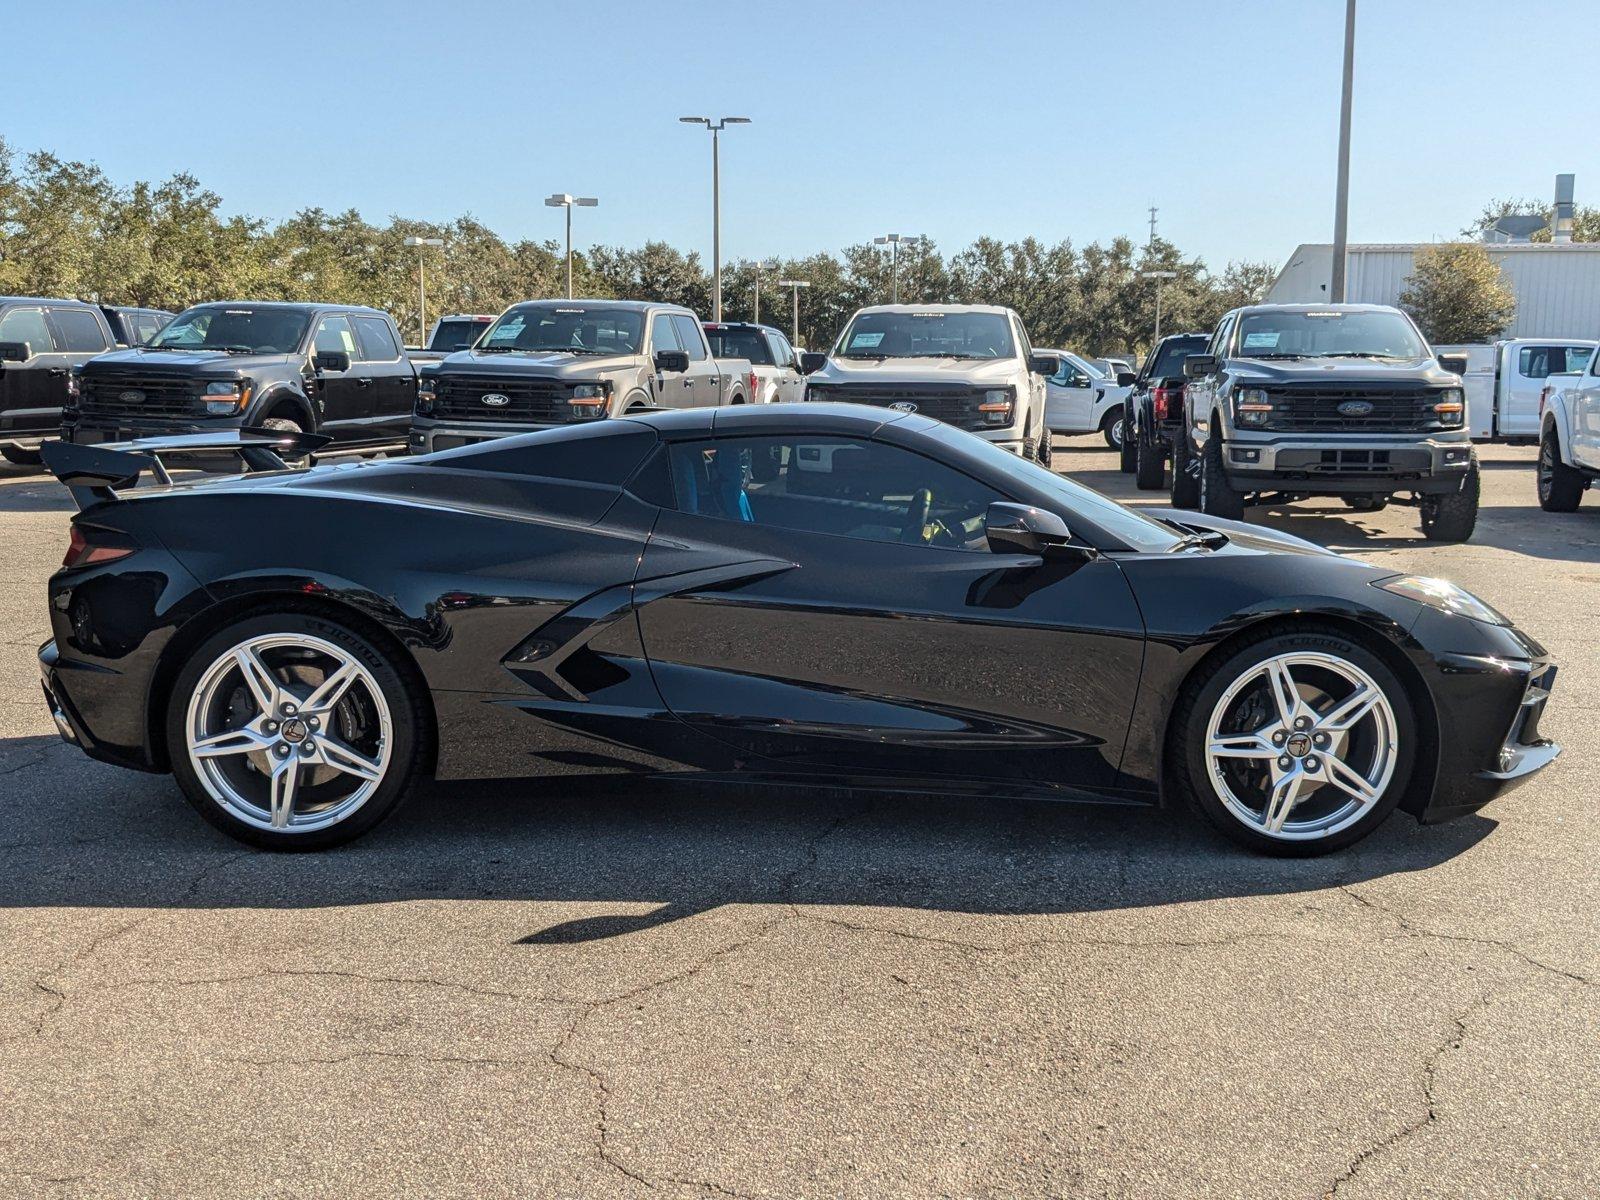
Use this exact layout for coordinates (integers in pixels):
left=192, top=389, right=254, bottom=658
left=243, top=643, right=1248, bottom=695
left=1174, top=629, right=1415, bottom=855
left=166, top=611, right=426, bottom=850
left=1537, top=429, right=1585, bottom=512
left=1198, top=434, right=1245, bottom=520
left=1420, top=455, right=1480, bottom=542
left=1102, top=407, right=1127, bottom=451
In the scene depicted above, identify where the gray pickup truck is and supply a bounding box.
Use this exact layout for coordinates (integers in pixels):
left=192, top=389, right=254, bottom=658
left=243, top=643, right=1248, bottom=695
left=1175, top=303, right=1478, bottom=542
left=410, top=299, right=752, bottom=453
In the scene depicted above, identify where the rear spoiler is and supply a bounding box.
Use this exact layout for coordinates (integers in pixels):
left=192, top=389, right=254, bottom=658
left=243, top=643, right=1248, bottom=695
left=40, top=427, right=333, bottom=510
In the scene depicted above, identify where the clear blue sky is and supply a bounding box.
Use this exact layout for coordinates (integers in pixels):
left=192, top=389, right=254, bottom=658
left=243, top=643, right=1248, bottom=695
left=4, top=0, right=1590, bottom=274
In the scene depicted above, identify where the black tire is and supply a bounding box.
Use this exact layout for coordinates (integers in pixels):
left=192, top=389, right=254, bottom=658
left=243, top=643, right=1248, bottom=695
left=1135, top=434, right=1166, bottom=491
left=1198, top=433, right=1245, bottom=520
left=1118, top=424, right=1137, bottom=472
left=1419, top=455, right=1480, bottom=542
left=1341, top=496, right=1389, bottom=512
left=1036, top=428, right=1054, bottom=470
left=1537, top=429, right=1585, bottom=513
left=1102, top=406, right=1126, bottom=451
left=1171, top=626, right=1415, bottom=856
left=166, top=611, right=427, bottom=850
left=1170, top=434, right=1200, bottom=508
left=1, top=446, right=43, bottom=466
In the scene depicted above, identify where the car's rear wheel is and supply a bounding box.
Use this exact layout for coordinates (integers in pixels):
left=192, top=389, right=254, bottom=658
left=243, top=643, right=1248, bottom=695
left=1135, top=434, right=1166, bottom=490
left=1537, top=429, right=1585, bottom=512
left=1174, top=629, right=1414, bottom=855
left=1420, top=455, right=1480, bottom=542
left=2, top=446, right=43, bottom=466
left=1198, top=434, right=1245, bottom=520
left=1102, top=407, right=1126, bottom=451
left=166, top=612, right=425, bottom=850
left=1036, top=428, right=1054, bottom=469
left=1170, top=435, right=1200, bottom=508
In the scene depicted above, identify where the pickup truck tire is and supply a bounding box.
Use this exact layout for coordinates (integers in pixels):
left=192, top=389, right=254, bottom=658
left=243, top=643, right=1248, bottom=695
left=1198, top=435, right=1245, bottom=520
left=1170, top=437, right=1200, bottom=508
left=1135, top=435, right=1165, bottom=490
left=1119, top=427, right=1137, bottom=472
left=1537, top=430, right=1585, bottom=512
left=1035, top=428, right=1054, bottom=469
left=1102, top=407, right=1126, bottom=450
left=1, top=447, right=43, bottom=466
left=1419, top=456, right=1480, bottom=542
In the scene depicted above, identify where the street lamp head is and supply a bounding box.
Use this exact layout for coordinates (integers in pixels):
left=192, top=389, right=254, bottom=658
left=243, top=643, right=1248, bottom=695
left=545, top=194, right=572, bottom=207
left=679, top=116, right=710, bottom=125
left=404, top=236, right=444, bottom=247
left=777, top=280, right=811, bottom=289
left=722, top=116, right=752, bottom=125
left=1141, top=269, right=1178, bottom=280
left=575, top=197, right=599, bottom=207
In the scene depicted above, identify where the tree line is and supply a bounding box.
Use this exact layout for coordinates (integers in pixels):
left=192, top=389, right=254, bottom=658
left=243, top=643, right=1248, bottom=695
left=0, top=135, right=1340, bottom=356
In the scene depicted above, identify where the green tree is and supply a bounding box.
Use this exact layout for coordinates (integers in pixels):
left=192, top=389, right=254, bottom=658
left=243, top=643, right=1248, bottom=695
left=1397, top=243, right=1516, bottom=343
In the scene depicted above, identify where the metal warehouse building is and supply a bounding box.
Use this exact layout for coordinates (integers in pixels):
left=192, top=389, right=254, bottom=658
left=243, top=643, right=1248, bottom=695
left=1265, top=243, right=1600, bottom=339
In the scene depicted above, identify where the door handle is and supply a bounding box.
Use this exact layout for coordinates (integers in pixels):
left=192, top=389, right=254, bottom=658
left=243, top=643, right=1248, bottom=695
left=355, top=378, right=372, bottom=387
left=683, top=378, right=694, bottom=388
left=47, top=367, right=67, bottom=376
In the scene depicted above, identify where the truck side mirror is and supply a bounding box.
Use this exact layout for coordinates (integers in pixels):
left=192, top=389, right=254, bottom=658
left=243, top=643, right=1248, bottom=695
left=985, top=502, right=1074, bottom=556
left=653, top=349, right=690, bottom=374
left=1028, top=353, right=1063, bottom=376
left=1437, top=352, right=1468, bottom=376
left=798, top=351, right=828, bottom=375
left=1115, top=371, right=1137, bottom=388
left=0, top=341, right=32, bottom=363
left=314, top=350, right=351, bottom=373
left=1183, top=354, right=1217, bottom=379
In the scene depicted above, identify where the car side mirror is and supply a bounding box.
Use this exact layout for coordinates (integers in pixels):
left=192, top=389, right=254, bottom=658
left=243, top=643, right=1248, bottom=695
left=1116, top=371, right=1137, bottom=388
left=0, top=341, right=32, bottom=363
left=653, top=349, right=690, bottom=374
left=1183, top=354, right=1217, bottom=379
left=314, top=350, right=350, bottom=373
left=1437, top=352, right=1468, bottom=376
left=1028, top=353, right=1062, bottom=376
left=985, top=502, right=1075, bottom=557
left=798, top=351, right=828, bottom=375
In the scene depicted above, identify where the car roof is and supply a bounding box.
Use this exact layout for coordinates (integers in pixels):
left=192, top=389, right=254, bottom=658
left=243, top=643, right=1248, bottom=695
left=178, top=300, right=390, bottom=316
left=1232, top=303, right=1400, bottom=317
left=502, top=298, right=687, bottom=314
left=628, top=401, right=914, bottom=439
left=849, top=303, right=1014, bottom=317
left=0, top=295, right=97, bottom=307
left=702, top=321, right=783, bottom=333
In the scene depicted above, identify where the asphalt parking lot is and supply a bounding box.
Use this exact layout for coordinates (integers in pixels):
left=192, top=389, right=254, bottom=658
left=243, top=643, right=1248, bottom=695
left=1, top=439, right=1596, bottom=1199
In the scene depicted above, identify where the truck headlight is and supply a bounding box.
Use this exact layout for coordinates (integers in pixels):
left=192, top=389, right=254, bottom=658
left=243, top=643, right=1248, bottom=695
left=203, top=380, right=251, bottom=415
left=416, top=377, right=437, bottom=415
left=1373, top=574, right=1509, bottom=626
left=1234, top=387, right=1273, bottom=427
left=979, top=388, right=1015, bottom=425
left=1433, top=387, right=1464, bottom=428
left=568, top=382, right=610, bottom=419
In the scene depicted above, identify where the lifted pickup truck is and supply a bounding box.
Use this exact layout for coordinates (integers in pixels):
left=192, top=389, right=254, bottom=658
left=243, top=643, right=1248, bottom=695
left=0, top=297, right=124, bottom=465
left=1175, top=303, right=1479, bottom=541
left=64, top=301, right=416, bottom=452
left=407, top=313, right=496, bottom=365
left=799, top=304, right=1061, bottom=467
left=1536, top=350, right=1600, bottom=511
left=1125, top=331, right=1209, bottom=489
left=410, top=299, right=751, bottom=453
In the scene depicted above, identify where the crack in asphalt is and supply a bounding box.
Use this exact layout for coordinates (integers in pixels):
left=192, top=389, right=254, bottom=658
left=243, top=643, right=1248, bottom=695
left=219, top=1049, right=534, bottom=1069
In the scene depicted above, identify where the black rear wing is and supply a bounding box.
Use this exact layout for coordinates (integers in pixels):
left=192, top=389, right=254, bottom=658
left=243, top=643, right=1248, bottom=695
left=40, top=427, right=333, bottom=510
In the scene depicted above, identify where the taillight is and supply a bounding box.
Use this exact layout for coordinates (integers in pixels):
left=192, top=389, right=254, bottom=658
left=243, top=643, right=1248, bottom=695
left=1152, top=386, right=1173, bottom=420
left=62, top=525, right=136, bottom=569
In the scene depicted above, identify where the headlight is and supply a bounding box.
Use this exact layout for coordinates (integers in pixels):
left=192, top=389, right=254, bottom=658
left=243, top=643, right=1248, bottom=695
left=1433, top=387, right=1464, bottom=428
left=1374, top=574, right=1509, bottom=626
left=416, top=377, right=437, bottom=414
left=979, top=388, right=1015, bottom=425
left=1234, top=387, right=1273, bottom=427
left=567, top=381, right=610, bottom=419
left=203, top=380, right=251, bottom=416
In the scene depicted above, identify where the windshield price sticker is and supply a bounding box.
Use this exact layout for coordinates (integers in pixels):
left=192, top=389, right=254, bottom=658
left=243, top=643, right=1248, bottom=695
left=1242, top=332, right=1281, bottom=348
left=849, top=332, right=885, bottom=349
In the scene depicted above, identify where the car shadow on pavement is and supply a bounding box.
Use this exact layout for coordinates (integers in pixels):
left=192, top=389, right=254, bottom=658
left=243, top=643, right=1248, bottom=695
left=0, top=463, right=75, bottom=513
left=0, top=734, right=1495, bottom=941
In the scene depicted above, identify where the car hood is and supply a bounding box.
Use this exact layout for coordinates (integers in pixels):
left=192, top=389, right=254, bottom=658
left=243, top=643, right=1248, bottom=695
left=429, top=349, right=641, bottom=378
left=82, top=348, right=297, bottom=374
left=1227, top=356, right=1455, bottom=386
left=814, top=357, right=1023, bottom=385
left=1147, top=508, right=1345, bottom=559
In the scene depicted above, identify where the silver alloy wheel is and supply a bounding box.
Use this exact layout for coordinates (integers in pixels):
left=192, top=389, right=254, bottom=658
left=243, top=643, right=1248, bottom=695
left=1204, top=651, right=1397, bottom=841
left=185, top=633, right=392, bottom=833
left=1109, top=415, right=1125, bottom=447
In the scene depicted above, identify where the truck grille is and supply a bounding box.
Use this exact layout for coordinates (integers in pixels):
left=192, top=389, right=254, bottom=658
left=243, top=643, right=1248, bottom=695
left=1265, top=387, right=1435, bottom=433
left=432, top=375, right=575, bottom=423
left=79, top=374, right=201, bottom=419
left=813, top=384, right=986, bottom=430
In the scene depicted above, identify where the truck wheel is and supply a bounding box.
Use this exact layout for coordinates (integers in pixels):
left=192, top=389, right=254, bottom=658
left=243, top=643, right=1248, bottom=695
left=1135, top=435, right=1166, bottom=491
left=1537, top=429, right=1585, bottom=512
left=1102, top=407, right=1127, bottom=450
left=1036, top=429, right=1054, bottom=470
left=1118, top=425, right=1137, bottom=472
left=1198, top=435, right=1245, bottom=520
left=1, top=446, right=43, bottom=466
left=1420, top=456, right=1480, bottom=542
left=1170, top=436, right=1200, bottom=508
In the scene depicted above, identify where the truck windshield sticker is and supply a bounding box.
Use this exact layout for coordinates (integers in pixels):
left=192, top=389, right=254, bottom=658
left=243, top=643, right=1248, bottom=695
left=1242, top=332, right=1281, bottom=349
left=849, top=332, right=885, bottom=349
left=1304, top=311, right=1344, bottom=319
left=487, top=317, right=525, bottom=342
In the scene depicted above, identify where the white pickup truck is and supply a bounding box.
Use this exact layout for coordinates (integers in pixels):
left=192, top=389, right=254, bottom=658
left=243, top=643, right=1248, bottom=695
left=1042, top=349, right=1136, bottom=447
left=1435, top=339, right=1596, bottom=442
left=1536, top=349, right=1600, bottom=511
left=704, top=321, right=806, bottom=404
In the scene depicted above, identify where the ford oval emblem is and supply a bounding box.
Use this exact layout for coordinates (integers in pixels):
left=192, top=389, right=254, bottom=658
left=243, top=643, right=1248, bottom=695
left=1337, top=400, right=1374, bottom=417
left=119, top=389, right=144, bottom=404
left=481, top=393, right=510, bottom=407
left=890, top=401, right=918, bottom=413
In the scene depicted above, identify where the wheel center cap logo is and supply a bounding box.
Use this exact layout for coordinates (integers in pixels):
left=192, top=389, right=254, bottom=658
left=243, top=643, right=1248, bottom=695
left=280, top=718, right=309, bottom=744
left=1285, top=732, right=1313, bottom=757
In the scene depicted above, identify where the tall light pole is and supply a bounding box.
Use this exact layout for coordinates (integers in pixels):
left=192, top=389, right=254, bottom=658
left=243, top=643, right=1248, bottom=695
left=679, top=116, right=751, bottom=321
left=545, top=194, right=598, bottom=299
left=873, top=233, right=922, bottom=304
left=777, top=278, right=811, bottom=346
left=403, top=236, right=444, bottom=347
left=751, top=258, right=778, bottom=324
left=1330, top=0, right=1356, bottom=302
left=1141, top=270, right=1177, bottom=343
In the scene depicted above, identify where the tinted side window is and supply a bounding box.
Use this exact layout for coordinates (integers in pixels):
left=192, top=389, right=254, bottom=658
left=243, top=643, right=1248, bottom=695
left=671, top=314, right=707, bottom=361
left=767, top=332, right=794, bottom=367
left=51, top=308, right=110, bottom=352
left=435, top=422, right=658, bottom=482
left=651, top=314, right=682, bottom=354
left=137, top=314, right=165, bottom=344
left=312, top=314, right=358, bottom=357
left=354, top=315, right=401, bottom=361
left=0, top=306, right=56, bottom=353
left=666, top=435, right=1002, bottom=551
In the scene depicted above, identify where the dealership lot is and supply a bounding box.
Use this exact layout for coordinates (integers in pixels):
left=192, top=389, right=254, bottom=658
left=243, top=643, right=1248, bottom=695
left=1, top=440, right=1596, bottom=1197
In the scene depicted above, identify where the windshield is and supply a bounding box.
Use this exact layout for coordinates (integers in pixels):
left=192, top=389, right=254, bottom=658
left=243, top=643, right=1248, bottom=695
left=1148, top=336, right=1208, bottom=381
left=430, top=318, right=489, bottom=351
left=838, top=311, right=1015, bottom=360
left=479, top=304, right=644, bottom=354
left=1234, top=310, right=1427, bottom=360
left=149, top=306, right=309, bottom=354
left=705, top=326, right=773, bottom=364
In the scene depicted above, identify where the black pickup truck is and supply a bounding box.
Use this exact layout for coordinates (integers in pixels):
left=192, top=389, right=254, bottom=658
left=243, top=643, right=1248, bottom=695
left=0, top=297, right=129, bottom=465
left=64, top=301, right=416, bottom=451
left=1123, top=331, right=1209, bottom=490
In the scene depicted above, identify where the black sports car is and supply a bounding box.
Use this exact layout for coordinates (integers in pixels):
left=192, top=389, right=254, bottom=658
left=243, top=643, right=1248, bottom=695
left=38, top=405, right=1558, bottom=855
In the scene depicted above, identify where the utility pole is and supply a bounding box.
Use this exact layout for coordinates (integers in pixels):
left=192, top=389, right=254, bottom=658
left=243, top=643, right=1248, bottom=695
left=680, top=117, right=751, bottom=320
left=1140, top=270, right=1177, bottom=343
left=873, top=233, right=922, bottom=304
left=544, top=194, right=598, bottom=299
left=1330, top=0, right=1356, bottom=302
left=403, top=236, right=444, bottom=347
left=752, top=258, right=777, bottom=324
left=777, top=278, right=811, bottom=345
